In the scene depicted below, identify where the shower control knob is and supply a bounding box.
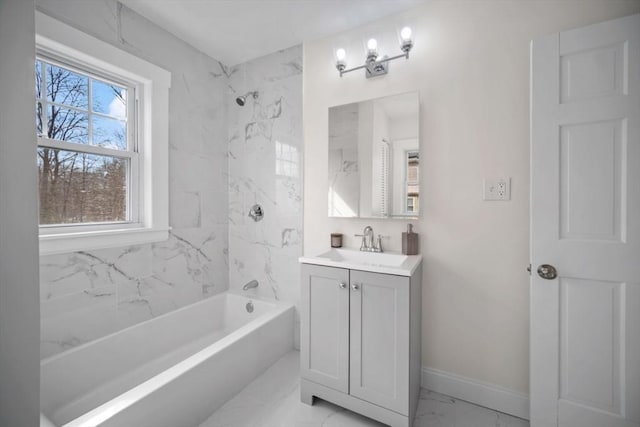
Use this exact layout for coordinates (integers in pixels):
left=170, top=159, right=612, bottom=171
left=339, top=282, right=347, bottom=289
left=248, top=204, right=263, bottom=222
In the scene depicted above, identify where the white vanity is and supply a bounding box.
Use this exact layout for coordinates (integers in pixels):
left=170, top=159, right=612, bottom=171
left=299, top=248, right=422, bottom=427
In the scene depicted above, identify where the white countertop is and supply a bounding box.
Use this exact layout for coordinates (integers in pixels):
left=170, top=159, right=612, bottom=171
left=299, top=248, right=422, bottom=277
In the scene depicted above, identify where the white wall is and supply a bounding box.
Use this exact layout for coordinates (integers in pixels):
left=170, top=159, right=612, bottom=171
left=303, top=0, right=640, bottom=395
left=0, top=0, right=40, bottom=425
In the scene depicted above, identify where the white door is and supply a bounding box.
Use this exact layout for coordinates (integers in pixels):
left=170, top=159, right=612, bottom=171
left=300, top=264, right=350, bottom=393
left=531, top=14, right=640, bottom=427
left=349, top=270, right=409, bottom=415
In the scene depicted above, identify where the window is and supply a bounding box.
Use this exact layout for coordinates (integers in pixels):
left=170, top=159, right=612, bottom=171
left=36, top=12, right=170, bottom=255
left=36, top=56, right=137, bottom=226
left=405, top=151, right=419, bottom=214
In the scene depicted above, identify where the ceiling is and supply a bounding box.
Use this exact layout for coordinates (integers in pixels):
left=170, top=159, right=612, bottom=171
left=119, top=0, right=427, bottom=66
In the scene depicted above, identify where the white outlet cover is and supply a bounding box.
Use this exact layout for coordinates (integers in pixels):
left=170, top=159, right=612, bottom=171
left=483, top=177, right=511, bottom=201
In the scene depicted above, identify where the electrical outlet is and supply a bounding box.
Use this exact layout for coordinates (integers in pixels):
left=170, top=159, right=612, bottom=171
left=483, top=177, right=511, bottom=201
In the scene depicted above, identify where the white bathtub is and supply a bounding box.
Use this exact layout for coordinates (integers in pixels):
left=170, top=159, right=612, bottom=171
left=40, top=292, right=294, bottom=427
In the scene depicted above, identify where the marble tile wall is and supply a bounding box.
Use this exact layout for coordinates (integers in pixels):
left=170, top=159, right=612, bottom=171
left=37, top=2, right=304, bottom=359
left=328, top=103, right=359, bottom=216
left=328, top=147, right=360, bottom=217
left=37, top=0, right=229, bottom=359
left=227, top=46, right=303, bottom=347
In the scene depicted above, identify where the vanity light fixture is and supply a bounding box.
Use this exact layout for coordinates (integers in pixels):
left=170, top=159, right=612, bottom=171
left=335, top=26, right=414, bottom=78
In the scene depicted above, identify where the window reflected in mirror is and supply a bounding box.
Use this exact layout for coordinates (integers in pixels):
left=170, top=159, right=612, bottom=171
left=406, top=151, right=419, bottom=214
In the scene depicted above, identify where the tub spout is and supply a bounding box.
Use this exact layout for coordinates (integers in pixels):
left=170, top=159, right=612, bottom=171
left=243, top=280, right=259, bottom=291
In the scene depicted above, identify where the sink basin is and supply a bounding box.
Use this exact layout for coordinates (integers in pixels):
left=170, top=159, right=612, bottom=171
left=299, top=248, right=422, bottom=276
left=317, top=249, right=408, bottom=267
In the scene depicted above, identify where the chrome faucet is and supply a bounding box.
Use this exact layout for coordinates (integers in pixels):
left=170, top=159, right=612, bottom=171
left=242, top=279, right=259, bottom=291
left=355, top=226, right=384, bottom=252
left=363, top=226, right=374, bottom=251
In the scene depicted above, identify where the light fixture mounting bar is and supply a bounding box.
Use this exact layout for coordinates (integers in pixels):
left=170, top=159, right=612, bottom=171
left=339, top=51, right=410, bottom=78
left=335, top=27, right=414, bottom=79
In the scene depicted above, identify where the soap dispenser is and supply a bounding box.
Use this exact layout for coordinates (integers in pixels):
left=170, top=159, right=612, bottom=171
left=402, top=224, right=419, bottom=255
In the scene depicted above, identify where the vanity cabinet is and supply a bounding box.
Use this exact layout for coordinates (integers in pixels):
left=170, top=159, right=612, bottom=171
left=300, top=263, right=422, bottom=427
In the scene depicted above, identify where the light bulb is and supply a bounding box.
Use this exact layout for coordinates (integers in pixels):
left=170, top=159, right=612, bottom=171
left=400, top=27, right=413, bottom=53
left=367, top=38, right=378, bottom=52
left=335, top=48, right=347, bottom=73
left=400, top=27, right=412, bottom=42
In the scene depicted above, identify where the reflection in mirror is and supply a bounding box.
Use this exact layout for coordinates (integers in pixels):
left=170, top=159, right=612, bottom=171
left=406, top=151, right=419, bottom=213
left=328, top=92, right=419, bottom=219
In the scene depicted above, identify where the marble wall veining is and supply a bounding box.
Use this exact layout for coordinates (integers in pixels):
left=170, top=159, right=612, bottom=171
left=328, top=103, right=359, bottom=217
left=37, top=0, right=230, bottom=359
left=227, top=45, right=303, bottom=347
left=36, top=1, right=303, bottom=359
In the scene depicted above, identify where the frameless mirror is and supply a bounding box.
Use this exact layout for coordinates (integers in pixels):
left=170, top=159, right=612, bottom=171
left=328, top=91, right=419, bottom=218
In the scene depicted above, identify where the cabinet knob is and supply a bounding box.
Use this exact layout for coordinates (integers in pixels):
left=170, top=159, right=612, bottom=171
left=351, top=283, right=359, bottom=291
left=339, top=282, right=347, bottom=289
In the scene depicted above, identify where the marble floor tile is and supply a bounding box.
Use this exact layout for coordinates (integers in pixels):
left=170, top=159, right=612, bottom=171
left=199, top=351, right=530, bottom=427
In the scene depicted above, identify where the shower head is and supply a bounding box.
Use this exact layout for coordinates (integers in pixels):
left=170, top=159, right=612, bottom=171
left=236, top=91, right=258, bottom=106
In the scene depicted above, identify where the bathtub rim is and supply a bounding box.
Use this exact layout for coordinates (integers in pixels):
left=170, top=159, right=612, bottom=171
left=52, top=295, right=293, bottom=427
left=41, top=290, right=289, bottom=366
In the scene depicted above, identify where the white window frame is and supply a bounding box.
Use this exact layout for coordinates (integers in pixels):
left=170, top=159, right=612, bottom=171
left=36, top=12, right=170, bottom=255
left=36, top=54, right=140, bottom=230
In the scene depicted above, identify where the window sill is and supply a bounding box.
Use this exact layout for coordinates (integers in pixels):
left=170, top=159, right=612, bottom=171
left=39, top=227, right=170, bottom=256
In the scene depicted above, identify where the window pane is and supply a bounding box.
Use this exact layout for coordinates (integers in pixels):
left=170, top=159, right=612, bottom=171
left=92, top=115, right=127, bottom=150
left=36, top=62, right=43, bottom=135
left=46, top=63, right=88, bottom=109
left=36, top=60, right=42, bottom=99
left=48, top=105, right=88, bottom=143
left=92, top=80, right=127, bottom=119
left=37, top=148, right=128, bottom=225
left=36, top=102, right=43, bottom=135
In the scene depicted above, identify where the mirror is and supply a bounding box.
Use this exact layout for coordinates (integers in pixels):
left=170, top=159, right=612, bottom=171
left=328, top=91, right=419, bottom=218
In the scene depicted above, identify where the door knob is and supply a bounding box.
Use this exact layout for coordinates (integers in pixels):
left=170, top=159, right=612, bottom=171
left=339, top=282, right=347, bottom=289
left=537, top=264, right=557, bottom=280
left=351, top=283, right=359, bottom=291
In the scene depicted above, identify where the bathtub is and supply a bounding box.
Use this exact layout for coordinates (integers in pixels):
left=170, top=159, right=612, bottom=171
left=40, top=292, right=294, bottom=427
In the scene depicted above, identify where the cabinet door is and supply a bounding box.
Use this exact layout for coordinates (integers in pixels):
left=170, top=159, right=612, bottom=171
left=349, top=270, right=410, bottom=414
left=300, top=264, right=350, bottom=393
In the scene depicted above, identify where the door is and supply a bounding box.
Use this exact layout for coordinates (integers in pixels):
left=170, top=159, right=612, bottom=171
left=300, top=264, right=350, bottom=393
left=349, top=270, right=409, bottom=415
left=531, top=14, right=640, bottom=427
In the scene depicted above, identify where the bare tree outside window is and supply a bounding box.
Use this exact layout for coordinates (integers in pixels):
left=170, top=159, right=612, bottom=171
left=36, top=59, right=130, bottom=225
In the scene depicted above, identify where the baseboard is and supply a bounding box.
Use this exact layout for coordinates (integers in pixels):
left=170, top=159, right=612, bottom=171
left=421, top=367, right=529, bottom=420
